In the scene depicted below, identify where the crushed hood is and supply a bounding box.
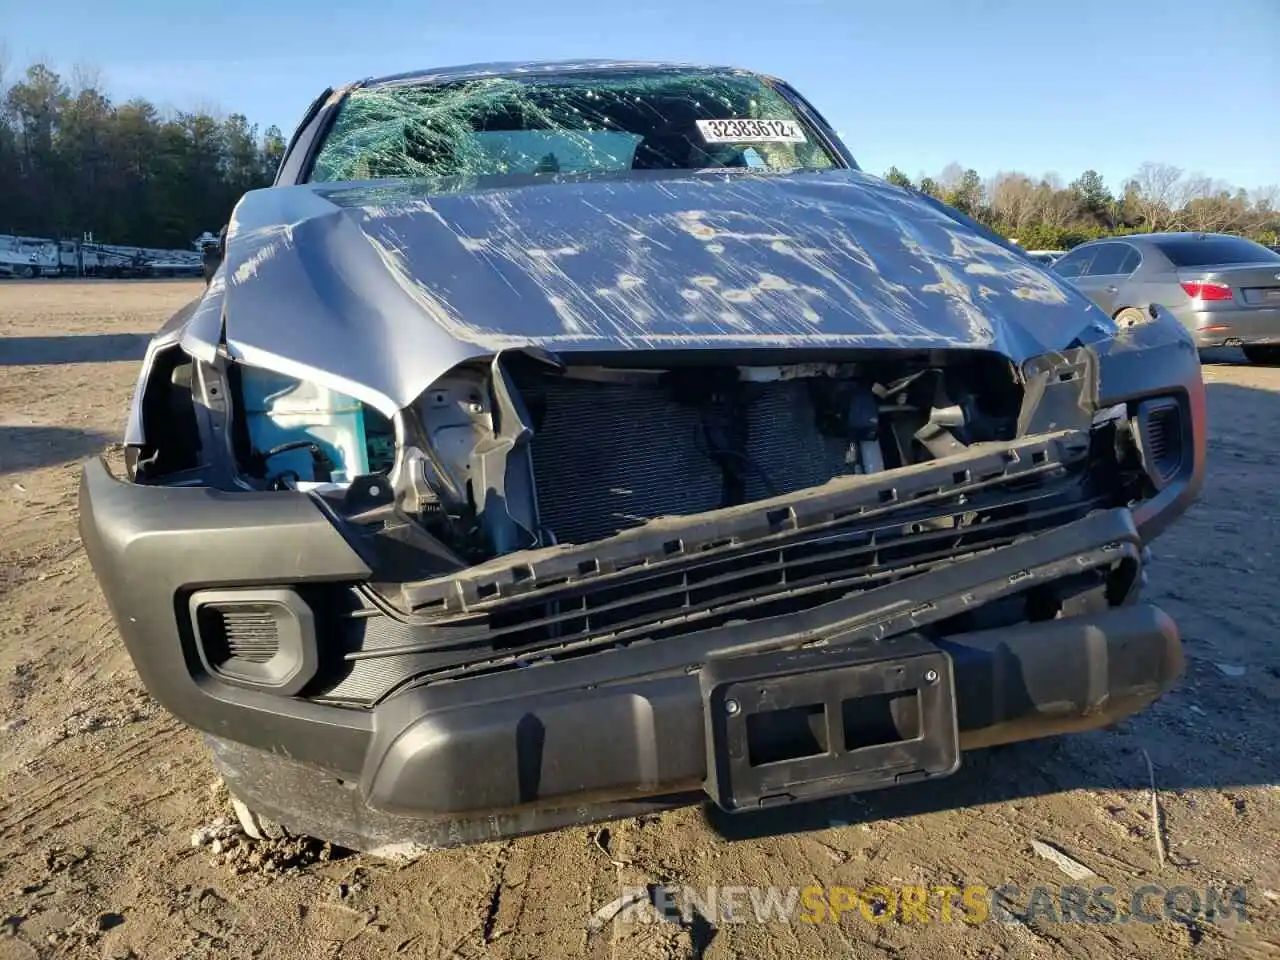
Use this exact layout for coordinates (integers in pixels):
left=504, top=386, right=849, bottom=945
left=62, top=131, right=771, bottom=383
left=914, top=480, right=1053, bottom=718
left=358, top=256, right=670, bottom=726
left=200, top=169, right=1109, bottom=416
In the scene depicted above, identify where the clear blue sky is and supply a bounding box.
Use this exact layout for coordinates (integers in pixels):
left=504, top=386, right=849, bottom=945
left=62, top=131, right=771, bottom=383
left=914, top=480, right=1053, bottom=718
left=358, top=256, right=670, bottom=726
left=7, top=0, right=1279, bottom=193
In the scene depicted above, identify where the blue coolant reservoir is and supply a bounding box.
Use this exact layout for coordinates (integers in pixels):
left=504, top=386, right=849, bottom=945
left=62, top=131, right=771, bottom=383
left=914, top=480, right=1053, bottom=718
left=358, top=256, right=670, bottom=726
left=240, top=367, right=370, bottom=483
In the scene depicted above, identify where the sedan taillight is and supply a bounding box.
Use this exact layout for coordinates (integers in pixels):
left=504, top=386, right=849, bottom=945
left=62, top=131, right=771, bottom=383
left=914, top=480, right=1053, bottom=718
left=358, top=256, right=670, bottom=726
left=1180, top=281, right=1233, bottom=301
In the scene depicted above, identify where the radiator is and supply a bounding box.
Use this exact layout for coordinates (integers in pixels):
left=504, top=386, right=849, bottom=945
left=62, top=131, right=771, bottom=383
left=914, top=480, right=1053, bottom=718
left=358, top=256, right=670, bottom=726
left=528, top=377, right=857, bottom=546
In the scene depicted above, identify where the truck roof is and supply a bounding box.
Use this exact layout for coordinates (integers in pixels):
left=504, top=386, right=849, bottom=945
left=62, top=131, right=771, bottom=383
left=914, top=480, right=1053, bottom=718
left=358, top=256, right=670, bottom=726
left=365, top=59, right=744, bottom=88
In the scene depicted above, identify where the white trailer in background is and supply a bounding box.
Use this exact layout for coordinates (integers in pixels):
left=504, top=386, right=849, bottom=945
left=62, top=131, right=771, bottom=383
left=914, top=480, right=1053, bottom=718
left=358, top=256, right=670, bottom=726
left=0, top=232, right=207, bottom=279
left=57, top=240, right=104, bottom=275
left=0, top=236, right=60, bottom=277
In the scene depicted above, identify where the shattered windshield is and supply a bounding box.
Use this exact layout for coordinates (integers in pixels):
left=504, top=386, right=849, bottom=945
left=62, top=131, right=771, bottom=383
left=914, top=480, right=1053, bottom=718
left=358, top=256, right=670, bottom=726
left=309, top=69, right=840, bottom=186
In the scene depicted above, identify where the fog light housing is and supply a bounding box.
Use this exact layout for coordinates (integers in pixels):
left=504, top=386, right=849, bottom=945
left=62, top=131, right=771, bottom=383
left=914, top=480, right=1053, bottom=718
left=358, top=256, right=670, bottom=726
left=1135, top=397, right=1187, bottom=490
left=189, top=588, right=317, bottom=695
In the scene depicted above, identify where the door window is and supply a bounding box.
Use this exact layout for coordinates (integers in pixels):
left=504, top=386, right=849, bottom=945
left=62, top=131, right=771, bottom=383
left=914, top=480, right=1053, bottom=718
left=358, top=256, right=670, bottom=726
left=1052, top=248, right=1094, bottom=278
left=1116, top=245, right=1142, bottom=275
left=1085, top=243, right=1129, bottom=276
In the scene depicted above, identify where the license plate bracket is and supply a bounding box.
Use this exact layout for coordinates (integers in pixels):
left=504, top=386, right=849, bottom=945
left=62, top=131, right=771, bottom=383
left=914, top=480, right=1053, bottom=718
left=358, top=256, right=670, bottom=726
left=701, top=635, right=960, bottom=812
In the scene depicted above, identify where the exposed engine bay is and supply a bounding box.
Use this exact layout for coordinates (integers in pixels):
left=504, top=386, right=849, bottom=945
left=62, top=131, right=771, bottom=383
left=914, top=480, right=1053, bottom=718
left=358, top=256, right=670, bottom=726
left=133, top=347, right=1044, bottom=569
left=415, top=353, right=1024, bottom=558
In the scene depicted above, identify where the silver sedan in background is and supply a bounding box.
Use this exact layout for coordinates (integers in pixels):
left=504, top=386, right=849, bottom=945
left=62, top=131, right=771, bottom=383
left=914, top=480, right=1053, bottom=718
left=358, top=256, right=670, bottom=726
left=1052, top=233, right=1280, bottom=364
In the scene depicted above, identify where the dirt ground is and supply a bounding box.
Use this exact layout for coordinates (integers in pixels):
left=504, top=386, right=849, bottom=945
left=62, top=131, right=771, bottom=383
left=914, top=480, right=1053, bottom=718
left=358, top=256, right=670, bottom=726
left=0, top=280, right=1277, bottom=960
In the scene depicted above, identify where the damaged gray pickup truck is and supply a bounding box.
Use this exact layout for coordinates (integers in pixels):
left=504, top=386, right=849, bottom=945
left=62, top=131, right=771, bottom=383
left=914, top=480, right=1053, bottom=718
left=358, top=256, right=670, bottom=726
left=80, top=60, right=1205, bottom=854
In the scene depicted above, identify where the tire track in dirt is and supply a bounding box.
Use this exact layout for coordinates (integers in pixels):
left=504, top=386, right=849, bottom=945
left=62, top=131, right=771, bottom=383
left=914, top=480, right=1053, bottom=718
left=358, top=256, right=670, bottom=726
left=0, top=723, right=185, bottom=838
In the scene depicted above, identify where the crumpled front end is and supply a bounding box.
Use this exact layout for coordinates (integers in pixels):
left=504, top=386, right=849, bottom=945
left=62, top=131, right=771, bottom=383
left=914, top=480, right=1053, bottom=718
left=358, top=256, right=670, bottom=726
left=80, top=292, right=1204, bottom=846
left=190, top=167, right=1108, bottom=421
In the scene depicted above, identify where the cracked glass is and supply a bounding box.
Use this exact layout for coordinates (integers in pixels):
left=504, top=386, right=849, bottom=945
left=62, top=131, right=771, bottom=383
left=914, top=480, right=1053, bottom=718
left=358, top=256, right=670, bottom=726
left=309, top=68, right=839, bottom=188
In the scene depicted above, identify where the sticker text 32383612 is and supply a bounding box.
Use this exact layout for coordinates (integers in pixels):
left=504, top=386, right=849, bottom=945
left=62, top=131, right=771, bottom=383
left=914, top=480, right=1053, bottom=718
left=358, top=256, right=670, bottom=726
left=695, top=118, right=808, bottom=145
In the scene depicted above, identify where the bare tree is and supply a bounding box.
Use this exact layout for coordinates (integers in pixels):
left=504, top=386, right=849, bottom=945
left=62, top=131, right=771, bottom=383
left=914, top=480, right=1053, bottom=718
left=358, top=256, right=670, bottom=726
left=1248, top=184, right=1277, bottom=215
left=189, top=98, right=227, bottom=123
left=989, top=171, right=1039, bottom=234
left=937, top=162, right=965, bottom=192
left=1183, top=196, right=1237, bottom=232
left=1167, top=173, right=1253, bottom=232
left=1131, top=162, right=1185, bottom=231
left=1031, top=179, right=1076, bottom=230
left=1180, top=174, right=1213, bottom=203
left=69, top=61, right=104, bottom=96
left=1040, top=172, right=1066, bottom=193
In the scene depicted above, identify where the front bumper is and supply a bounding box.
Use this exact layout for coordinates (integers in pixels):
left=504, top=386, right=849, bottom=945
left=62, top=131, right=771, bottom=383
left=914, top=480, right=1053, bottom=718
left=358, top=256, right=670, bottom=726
left=205, top=593, right=1182, bottom=852
left=79, top=324, right=1206, bottom=847
left=78, top=475, right=1188, bottom=846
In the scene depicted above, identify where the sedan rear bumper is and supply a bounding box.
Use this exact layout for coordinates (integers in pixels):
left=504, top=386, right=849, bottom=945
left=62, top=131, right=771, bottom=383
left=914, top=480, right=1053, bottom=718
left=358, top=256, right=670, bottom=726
left=1187, top=305, right=1280, bottom=347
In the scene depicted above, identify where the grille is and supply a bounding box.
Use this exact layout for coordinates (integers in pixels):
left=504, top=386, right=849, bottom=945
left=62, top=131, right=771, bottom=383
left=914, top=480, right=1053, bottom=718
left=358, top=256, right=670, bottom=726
left=467, top=479, right=1098, bottom=654
left=311, top=603, right=434, bottom=704
left=314, top=434, right=1120, bottom=702
left=198, top=605, right=281, bottom=665
left=529, top=378, right=855, bottom=546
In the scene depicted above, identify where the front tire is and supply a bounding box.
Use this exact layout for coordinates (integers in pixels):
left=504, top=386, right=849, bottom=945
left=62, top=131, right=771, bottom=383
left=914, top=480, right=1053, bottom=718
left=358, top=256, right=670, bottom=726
left=1243, top=345, right=1280, bottom=365
left=230, top=797, right=287, bottom=841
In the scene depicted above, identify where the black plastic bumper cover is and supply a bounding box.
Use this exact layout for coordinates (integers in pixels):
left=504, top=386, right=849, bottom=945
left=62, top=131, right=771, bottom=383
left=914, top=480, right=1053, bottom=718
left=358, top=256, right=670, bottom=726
left=81, top=453, right=1182, bottom=824
left=78, top=460, right=376, bottom=773
left=358, top=507, right=1178, bottom=817
left=204, top=599, right=1181, bottom=851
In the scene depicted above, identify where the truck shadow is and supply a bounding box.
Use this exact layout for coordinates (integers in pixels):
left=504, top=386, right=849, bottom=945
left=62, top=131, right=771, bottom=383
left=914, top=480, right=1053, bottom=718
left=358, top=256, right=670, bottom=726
left=706, top=376, right=1280, bottom=844
left=1198, top=346, right=1256, bottom=366
left=0, top=333, right=151, bottom=365
left=0, top=426, right=114, bottom=474
left=702, top=717, right=1255, bottom=844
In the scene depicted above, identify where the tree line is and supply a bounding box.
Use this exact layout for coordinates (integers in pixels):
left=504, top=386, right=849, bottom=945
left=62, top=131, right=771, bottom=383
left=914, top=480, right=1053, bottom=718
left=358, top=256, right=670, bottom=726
left=885, top=163, right=1279, bottom=250
left=2, top=56, right=1277, bottom=251
left=0, top=58, right=285, bottom=249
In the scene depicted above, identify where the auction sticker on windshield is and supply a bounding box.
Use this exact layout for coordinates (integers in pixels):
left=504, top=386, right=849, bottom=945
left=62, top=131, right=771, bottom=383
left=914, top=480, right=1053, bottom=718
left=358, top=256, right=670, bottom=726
left=696, top=119, right=807, bottom=144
